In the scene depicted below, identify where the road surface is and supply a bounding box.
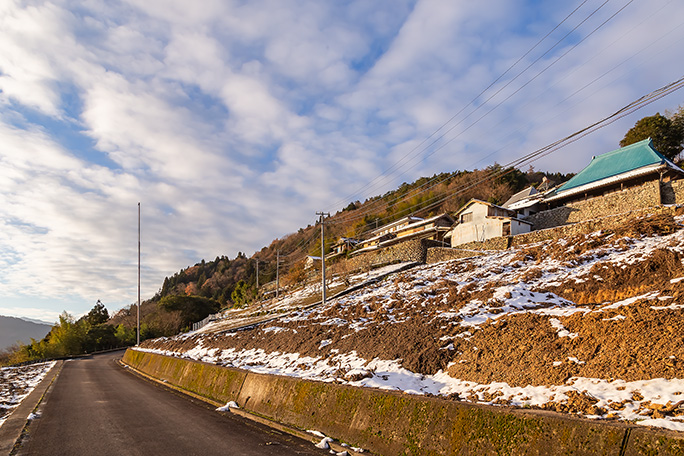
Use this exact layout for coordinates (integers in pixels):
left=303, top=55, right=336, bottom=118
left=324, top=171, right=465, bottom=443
left=16, top=351, right=330, bottom=456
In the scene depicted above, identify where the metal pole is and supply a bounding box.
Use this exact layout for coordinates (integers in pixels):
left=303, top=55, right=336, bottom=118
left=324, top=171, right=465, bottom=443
left=316, top=212, right=330, bottom=305
left=137, top=202, right=141, bottom=346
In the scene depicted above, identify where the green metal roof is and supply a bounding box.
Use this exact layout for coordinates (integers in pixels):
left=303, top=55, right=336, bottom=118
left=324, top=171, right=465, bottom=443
left=555, top=138, right=669, bottom=193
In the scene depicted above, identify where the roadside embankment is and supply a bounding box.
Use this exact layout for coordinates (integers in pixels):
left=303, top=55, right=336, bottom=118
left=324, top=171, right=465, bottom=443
left=122, top=349, right=684, bottom=455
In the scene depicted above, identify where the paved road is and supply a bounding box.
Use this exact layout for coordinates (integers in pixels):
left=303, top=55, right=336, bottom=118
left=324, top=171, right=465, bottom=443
left=16, top=351, right=329, bottom=456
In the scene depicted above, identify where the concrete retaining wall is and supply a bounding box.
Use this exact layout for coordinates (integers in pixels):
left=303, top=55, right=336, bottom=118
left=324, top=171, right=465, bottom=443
left=122, top=349, right=684, bottom=455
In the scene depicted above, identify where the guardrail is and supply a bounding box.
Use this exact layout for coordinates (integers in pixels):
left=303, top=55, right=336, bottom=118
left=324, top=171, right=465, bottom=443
left=191, top=313, right=220, bottom=331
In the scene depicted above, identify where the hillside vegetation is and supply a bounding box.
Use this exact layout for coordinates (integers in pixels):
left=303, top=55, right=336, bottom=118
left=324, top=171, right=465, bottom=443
left=140, top=208, right=684, bottom=431
left=108, top=165, right=570, bottom=339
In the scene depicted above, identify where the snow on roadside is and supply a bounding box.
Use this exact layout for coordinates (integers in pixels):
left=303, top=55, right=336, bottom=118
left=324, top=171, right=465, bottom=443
left=0, top=362, right=55, bottom=428
left=135, top=344, right=684, bottom=431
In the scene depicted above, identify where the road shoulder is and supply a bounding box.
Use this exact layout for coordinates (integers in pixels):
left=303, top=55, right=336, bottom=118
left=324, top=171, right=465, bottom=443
left=0, top=361, right=63, bottom=456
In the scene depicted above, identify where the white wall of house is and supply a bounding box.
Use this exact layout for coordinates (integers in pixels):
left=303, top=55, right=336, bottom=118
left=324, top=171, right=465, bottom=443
left=510, top=219, right=532, bottom=236
left=451, top=216, right=505, bottom=245
left=450, top=201, right=532, bottom=246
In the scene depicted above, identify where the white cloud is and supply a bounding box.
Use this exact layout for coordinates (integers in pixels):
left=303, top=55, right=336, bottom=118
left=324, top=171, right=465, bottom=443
left=0, top=0, right=683, bottom=320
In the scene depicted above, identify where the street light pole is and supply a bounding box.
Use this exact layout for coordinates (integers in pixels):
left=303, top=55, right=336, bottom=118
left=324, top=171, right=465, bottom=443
left=137, top=202, right=141, bottom=346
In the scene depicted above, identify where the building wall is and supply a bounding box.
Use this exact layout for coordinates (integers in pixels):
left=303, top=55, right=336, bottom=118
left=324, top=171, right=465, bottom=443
left=511, top=219, right=532, bottom=236
left=451, top=203, right=505, bottom=246
left=430, top=204, right=680, bottom=264
left=527, top=180, right=660, bottom=230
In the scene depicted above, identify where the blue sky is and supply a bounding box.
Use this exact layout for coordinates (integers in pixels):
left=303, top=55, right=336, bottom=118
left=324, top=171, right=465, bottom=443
left=1, top=0, right=683, bottom=323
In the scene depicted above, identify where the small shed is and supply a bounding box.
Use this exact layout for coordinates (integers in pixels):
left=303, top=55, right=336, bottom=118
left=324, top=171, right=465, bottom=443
left=304, top=256, right=322, bottom=270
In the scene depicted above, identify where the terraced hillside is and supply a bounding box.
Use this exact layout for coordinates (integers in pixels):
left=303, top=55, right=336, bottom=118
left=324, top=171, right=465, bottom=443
left=139, top=209, right=684, bottom=432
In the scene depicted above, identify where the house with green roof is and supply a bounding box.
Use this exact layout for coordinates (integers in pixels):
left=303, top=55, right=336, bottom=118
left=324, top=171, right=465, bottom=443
left=544, top=138, right=684, bottom=206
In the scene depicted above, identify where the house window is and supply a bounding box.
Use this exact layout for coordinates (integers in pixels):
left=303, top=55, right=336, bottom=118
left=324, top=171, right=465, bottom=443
left=460, top=212, right=473, bottom=223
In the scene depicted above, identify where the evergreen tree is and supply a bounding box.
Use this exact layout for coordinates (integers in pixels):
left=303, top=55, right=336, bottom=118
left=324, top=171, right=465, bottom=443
left=620, top=113, right=684, bottom=160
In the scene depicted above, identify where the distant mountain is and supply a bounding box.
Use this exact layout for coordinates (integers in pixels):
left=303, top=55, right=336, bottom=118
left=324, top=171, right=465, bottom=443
left=0, top=315, right=52, bottom=351
left=21, top=316, right=55, bottom=325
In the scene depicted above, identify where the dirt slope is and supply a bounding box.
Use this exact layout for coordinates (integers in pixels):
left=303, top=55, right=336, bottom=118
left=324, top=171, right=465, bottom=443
left=140, top=210, right=684, bottom=428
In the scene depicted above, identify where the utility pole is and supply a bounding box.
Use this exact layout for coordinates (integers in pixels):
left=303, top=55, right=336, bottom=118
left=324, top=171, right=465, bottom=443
left=316, top=212, right=330, bottom=305
left=275, top=250, right=280, bottom=299
left=255, top=259, right=259, bottom=289
left=137, top=202, right=141, bottom=346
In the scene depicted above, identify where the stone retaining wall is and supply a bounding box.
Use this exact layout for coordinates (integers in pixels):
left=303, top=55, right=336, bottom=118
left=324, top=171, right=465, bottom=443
left=339, top=238, right=443, bottom=273
left=122, top=349, right=684, bottom=456
left=528, top=180, right=660, bottom=230
left=430, top=205, right=680, bottom=261
left=672, top=179, right=684, bottom=205
left=425, top=247, right=487, bottom=264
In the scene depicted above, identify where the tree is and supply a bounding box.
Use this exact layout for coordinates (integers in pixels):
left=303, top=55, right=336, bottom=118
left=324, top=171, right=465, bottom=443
left=620, top=112, right=684, bottom=160
left=231, top=280, right=254, bottom=308
left=114, top=324, right=136, bottom=346
left=672, top=106, right=684, bottom=148
left=85, top=300, right=109, bottom=325
left=158, top=295, right=220, bottom=329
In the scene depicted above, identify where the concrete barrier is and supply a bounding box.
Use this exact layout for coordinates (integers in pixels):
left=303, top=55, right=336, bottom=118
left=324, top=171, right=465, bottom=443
left=122, top=349, right=247, bottom=405
left=121, top=349, right=684, bottom=455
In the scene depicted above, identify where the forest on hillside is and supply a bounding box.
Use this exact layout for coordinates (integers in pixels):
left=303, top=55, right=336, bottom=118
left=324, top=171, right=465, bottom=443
left=105, top=164, right=573, bottom=339
left=104, top=103, right=684, bottom=339
left=3, top=106, right=681, bottom=365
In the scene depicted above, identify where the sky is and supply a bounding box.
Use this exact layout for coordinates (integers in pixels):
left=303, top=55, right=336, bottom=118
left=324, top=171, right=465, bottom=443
left=1, top=0, right=683, bottom=323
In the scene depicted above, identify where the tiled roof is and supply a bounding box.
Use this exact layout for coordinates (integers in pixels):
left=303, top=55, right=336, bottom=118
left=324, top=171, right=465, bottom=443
left=551, top=139, right=681, bottom=197
left=502, top=186, right=538, bottom=208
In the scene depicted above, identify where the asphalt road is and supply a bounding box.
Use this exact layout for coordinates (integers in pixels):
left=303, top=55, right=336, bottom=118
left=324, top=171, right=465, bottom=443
left=16, top=351, right=330, bottom=456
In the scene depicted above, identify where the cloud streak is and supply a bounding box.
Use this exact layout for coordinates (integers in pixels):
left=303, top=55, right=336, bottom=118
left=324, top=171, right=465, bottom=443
left=0, top=0, right=683, bottom=320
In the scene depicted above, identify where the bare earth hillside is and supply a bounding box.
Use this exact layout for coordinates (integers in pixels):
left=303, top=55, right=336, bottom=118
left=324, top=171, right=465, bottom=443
left=139, top=210, right=684, bottom=432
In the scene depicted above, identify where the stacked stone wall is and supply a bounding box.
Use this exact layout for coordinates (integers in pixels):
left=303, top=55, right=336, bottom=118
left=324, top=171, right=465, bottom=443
left=449, top=236, right=509, bottom=252
left=528, top=180, right=660, bottom=230
left=431, top=205, right=679, bottom=261
left=333, top=238, right=441, bottom=274
left=671, top=179, right=684, bottom=205
left=426, top=248, right=487, bottom=264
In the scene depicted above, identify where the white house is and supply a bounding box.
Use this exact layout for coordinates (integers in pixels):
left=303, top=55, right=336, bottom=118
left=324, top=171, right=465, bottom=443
left=448, top=199, right=532, bottom=246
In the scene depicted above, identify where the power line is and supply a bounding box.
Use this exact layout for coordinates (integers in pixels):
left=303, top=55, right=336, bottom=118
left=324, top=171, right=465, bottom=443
left=331, top=74, right=684, bottom=241
left=330, top=0, right=641, bottom=228
left=326, top=0, right=598, bottom=212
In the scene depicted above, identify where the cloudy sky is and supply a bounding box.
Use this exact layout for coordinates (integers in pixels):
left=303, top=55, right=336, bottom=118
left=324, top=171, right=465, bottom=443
left=1, top=0, right=683, bottom=323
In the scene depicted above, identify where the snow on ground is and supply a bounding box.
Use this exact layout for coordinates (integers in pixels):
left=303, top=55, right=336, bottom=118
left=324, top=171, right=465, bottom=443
left=193, top=262, right=416, bottom=335
left=138, top=213, right=684, bottom=432
left=0, top=362, right=55, bottom=428
left=137, top=342, right=684, bottom=431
